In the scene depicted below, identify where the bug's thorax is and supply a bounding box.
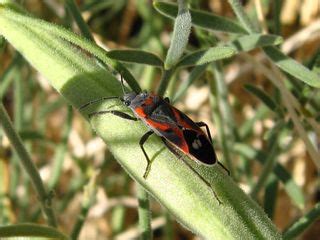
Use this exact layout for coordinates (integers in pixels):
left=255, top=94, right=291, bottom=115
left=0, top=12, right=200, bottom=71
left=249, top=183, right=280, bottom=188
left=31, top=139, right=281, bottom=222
left=125, top=92, right=160, bottom=117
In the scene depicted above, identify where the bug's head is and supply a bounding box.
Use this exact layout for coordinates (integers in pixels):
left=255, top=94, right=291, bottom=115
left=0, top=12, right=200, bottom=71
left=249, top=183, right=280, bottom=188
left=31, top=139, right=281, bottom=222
left=122, top=92, right=137, bottom=106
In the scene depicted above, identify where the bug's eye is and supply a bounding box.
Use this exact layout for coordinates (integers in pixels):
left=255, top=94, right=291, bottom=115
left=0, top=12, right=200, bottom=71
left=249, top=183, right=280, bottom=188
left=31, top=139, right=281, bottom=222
left=124, top=100, right=130, bottom=106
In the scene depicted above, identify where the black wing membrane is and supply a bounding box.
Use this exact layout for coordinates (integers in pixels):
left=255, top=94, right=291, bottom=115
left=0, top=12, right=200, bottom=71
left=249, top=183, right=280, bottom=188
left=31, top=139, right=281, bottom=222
left=182, top=129, right=216, bottom=165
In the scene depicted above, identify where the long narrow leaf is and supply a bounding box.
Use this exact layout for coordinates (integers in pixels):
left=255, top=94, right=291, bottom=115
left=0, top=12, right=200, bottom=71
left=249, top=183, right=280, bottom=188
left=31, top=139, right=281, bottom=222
left=177, top=46, right=235, bottom=67
left=107, top=49, right=163, bottom=67
left=153, top=1, right=247, bottom=34
left=263, top=46, right=320, bottom=88
left=0, top=223, right=68, bottom=239
left=228, top=34, right=283, bottom=52
left=244, top=84, right=280, bottom=113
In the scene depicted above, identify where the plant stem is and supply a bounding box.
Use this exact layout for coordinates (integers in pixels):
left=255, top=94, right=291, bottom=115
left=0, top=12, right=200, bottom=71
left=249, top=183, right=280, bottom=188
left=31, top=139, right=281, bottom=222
left=48, top=106, right=72, bottom=189
left=0, top=103, right=57, bottom=227
left=0, top=54, right=22, bottom=98
left=209, top=65, right=235, bottom=178
left=164, top=212, right=173, bottom=240
left=250, top=135, right=278, bottom=199
left=273, top=0, right=282, bottom=35
left=157, top=68, right=174, bottom=96
left=70, top=170, right=98, bottom=240
left=263, top=175, right=278, bottom=219
left=137, top=184, right=152, bottom=240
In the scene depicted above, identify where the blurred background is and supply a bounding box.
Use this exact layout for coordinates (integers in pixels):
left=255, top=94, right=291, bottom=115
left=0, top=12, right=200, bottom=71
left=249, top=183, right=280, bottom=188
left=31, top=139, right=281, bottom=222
left=0, top=0, right=319, bottom=239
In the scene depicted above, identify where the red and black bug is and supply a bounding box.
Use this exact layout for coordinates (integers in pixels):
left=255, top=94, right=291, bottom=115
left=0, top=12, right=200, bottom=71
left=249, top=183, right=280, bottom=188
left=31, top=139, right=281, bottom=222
left=80, top=83, right=229, bottom=203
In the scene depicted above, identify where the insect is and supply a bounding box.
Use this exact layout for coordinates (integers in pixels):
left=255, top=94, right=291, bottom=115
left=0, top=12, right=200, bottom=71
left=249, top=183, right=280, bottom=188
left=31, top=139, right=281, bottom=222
left=80, top=81, right=229, bottom=204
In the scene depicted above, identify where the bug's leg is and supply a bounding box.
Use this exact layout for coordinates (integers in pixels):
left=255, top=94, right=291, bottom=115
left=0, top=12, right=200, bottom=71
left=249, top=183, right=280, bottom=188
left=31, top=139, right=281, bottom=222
left=161, top=138, right=222, bottom=205
left=196, top=122, right=230, bottom=176
left=79, top=96, right=120, bottom=111
left=196, top=121, right=213, bottom=143
left=183, top=158, right=222, bottom=205
left=218, top=162, right=230, bottom=176
left=88, top=110, right=138, bottom=121
left=139, top=131, right=154, bottom=179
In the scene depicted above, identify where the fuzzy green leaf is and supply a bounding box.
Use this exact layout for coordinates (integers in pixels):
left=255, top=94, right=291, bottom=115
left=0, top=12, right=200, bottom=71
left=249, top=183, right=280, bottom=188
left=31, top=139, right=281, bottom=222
left=154, top=1, right=247, bottom=34
left=177, top=46, right=235, bottom=67
left=0, top=223, right=69, bottom=239
left=164, top=0, right=191, bottom=69
left=263, top=46, right=320, bottom=88
left=0, top=4, right=281, bottom=239
left=228, top=34, right=283, bottom=52
left=107, top=49, right=163, bottom=67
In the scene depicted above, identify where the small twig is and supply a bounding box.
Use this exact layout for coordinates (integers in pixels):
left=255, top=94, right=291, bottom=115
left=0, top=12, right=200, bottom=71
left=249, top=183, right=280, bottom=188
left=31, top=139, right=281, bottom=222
left=114, top=217, right=166, bottom=240
left=137, top=184, right=152, bottom=240
left=250, top=135, right=278, bottom=199
left=70, top=169, right=99, bottom=240
left=0, top=103, right=57, bottom=227
left=157, top=68, right=175, bottom=96
left=209, top=64, right=236, bottom=178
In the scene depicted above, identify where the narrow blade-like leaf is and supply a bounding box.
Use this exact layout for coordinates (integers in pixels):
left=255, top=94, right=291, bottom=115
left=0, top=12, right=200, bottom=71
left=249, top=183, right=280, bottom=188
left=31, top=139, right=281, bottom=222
left=107, top=49, right=163, bottom=67
left=177, top=46, right=235, bottom=67
left=154, top=1, right=247, bottom=34
left=0, top=223, right=68, bottom=239
left=263, top=46, right=320, bottom=88
left=244, top=84, right=279, bottom=113
left=228, top=34, right=283, bottom=52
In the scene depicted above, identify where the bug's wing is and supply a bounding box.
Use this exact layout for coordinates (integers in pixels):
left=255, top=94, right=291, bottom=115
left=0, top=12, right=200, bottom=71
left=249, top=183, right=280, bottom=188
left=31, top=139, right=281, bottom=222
left=181, top=128, right=217, bottom=165
left=148, top=99, right=217, bottom=165
left=146, top=117, right=217, bottom=165
left=167, top=106, right=217, bottom=164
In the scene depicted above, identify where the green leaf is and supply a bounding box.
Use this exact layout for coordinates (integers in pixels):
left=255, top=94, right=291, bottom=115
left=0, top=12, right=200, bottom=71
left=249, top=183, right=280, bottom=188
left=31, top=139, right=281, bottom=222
left=154, top=1, right=247, bottom=34
left=0, top=4, right=282, bottom=239
left=283, top=202, right=320, bottom=240
left=176, top=46, right=235, bottom=67
left=0, top=223, right=69, bottom=239
left=228, top=34, right=283, bottom=52
left=107, top=49, right=163, bottom=67
left=0, top=4, right=140, bottom=94
left=244, top=84, right=280, bottom=113
left=263, top=46, right=320, bottom=88
left=164, top=1, right=191, bottom=69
